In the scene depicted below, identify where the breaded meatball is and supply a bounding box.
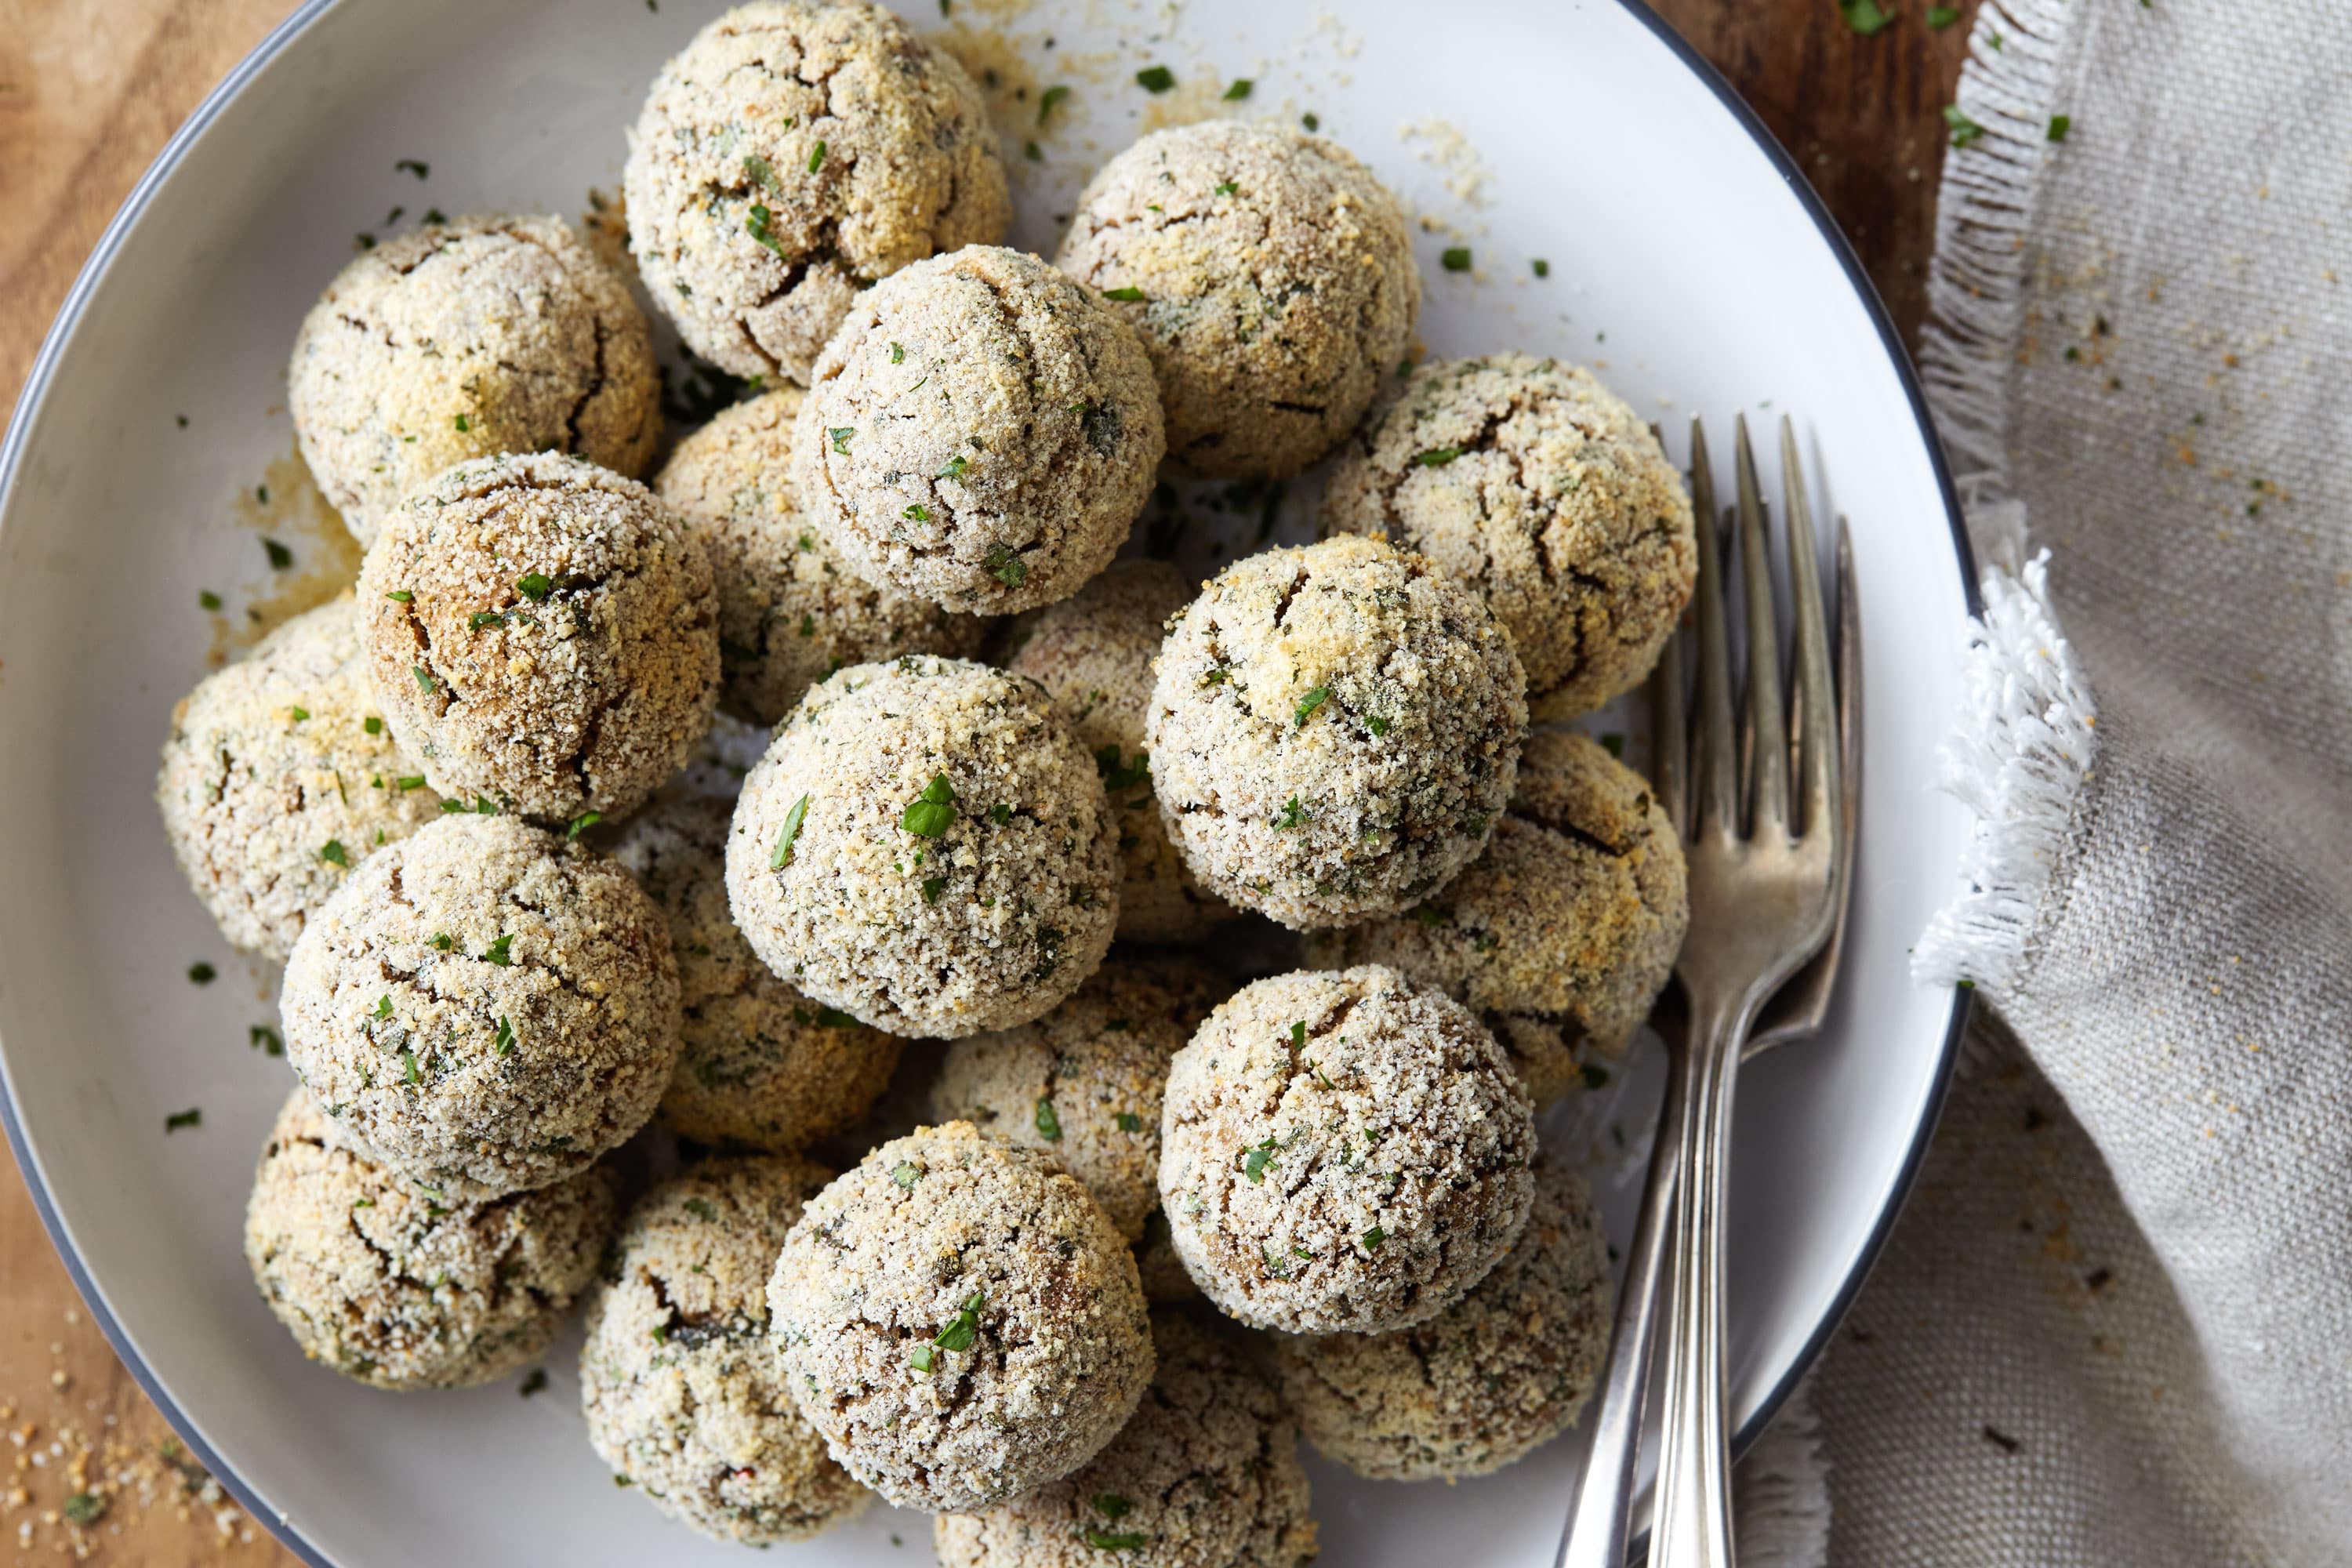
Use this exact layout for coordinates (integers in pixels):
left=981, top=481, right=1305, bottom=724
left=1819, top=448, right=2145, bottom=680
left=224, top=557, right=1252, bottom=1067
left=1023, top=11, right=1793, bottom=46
left=623, top=0, right=1010, bottom=383
left=289, top=214, right=658, bottom=546
left=767, top=1122, right=1155, bottom=1512
left=581, top=1156, right=868, bottom=1544
left=1157, top=965, right=1537, bottom=1335
left=1323, top=354, right=1697, bottom=717
left=157, top=595, right=444, bottom=961
left=793, top=246, right=1163, bottom=614
left=929, top=957, right=1221, bottom=1242
left=1145, top=536, right=1528, bottom=931
left=1273, top=1160, right=1610, bottom=1480
left=1058, top=121, right=1418, bottom=478
left=1305, top=731, right=1686, bottom=1104
left=244, top=1090, right=615, bottom=1389
left=280, top=814, right=681, bottom=1199
left=655, top=388, right=991, bottom=725
left=724, top=656, right=1120, bottom=1038
left=612, top=796, right=902, bottom=1151
left=936, top=1309, right=1318, bottom=1568
left=1007, top=561, right=1229, bottom=943
left=358, top=451, right=720, bottom=821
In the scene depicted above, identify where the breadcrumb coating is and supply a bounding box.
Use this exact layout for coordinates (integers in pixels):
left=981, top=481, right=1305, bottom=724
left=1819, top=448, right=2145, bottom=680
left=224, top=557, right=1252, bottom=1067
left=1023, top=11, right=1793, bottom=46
left=1322, top=354, right=1696, bottom=717
left=1157, top=965, right=1537, bottom=1335
left=655, top=388, right=990, bottom=725
left=1007, top=561, right=1230, bottom=944
left=279, top=813, right=681, bottom=1199
left=623, top=0, right=1010, bottom=383
left=935, top=1308, right=1319, bottom=1568
left=244, top=1090, right=616, bottom=1389
left=794, top=245, right=1163, bottom=614
left=580, top=1156, right=869, bottom=1544
left=1145, top=535, right=1528, bottom=931
left=1058, top=121, right=1418, bottom=479
left=725, top=655, right=1120, bottom=1038
left=358, top=450, right=720, bottom=821
left=612, top=796, right=902, bottom=1150
left=289, top=213, right=659, bottom=546
left=930, top=956, right=1222, bottom=1242
left=1305, top=731, right=1686, bottom=1102
left=768, top=1122, right=1155, bottom=1512
left=1273, top=1159, right=1610, bottom=1480
left=157, top=595, right=445, bottom=961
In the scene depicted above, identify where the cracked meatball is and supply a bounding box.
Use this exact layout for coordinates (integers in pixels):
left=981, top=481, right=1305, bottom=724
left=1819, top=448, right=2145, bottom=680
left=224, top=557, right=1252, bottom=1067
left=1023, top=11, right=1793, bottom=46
left=725, top=655, right=1120, bottom=1038
left=767, top=1122, right=1155, bottom=1512
left=929, top=956, right=1221, bottom=1243
left=655, top=387, right=991, bottom=726
left=936, top=1308, right=1319, bottom=1568
left=1007, top=561, right=1230, bottom=944
left=793, top=245, right=1163, bottom=615
left=157, top=595, right=445, bottom=961
left=1156, top=964, right=1537, bottom=1335
left=357, top=451, right=720, bottom=821
left=612, top=795, right=902, bottom=1151
left=623, top=0, right=1010, bottom=384
left=279, top=813, right=681, bottom=1199
left=1057, top=121, right=1418, bottom=479
left=1273, top=1158, right=1610, bottom=1480
left=244, top=1089, right=616, bottom=1390
left=289, top=214, right=659, bottom=547
left=1322, top=354, right=1697, bottom=718
left=581, top=1156, right=868, bottom=1544
left=1145, top=535, right=1528, bottom=931
left=1305, top=731, right=1686, bottom=1104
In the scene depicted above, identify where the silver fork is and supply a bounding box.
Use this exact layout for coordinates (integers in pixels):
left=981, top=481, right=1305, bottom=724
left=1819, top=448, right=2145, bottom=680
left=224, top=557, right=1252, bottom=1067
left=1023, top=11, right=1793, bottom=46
left=1555, top=415, right=1857, bottom=1568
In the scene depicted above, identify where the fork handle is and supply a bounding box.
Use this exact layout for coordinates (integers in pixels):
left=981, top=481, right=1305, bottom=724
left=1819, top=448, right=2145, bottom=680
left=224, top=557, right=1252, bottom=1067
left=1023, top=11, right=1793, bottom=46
left=1650, top=1000, right=1755, bottom=1568
left=1554, top=1038, right=1691, bottom=1568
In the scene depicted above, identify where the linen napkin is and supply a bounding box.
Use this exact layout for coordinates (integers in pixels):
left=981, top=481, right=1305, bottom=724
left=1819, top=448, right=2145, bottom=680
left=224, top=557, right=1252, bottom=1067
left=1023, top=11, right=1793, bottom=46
left=1802, top=0, right=2352, bottom=1562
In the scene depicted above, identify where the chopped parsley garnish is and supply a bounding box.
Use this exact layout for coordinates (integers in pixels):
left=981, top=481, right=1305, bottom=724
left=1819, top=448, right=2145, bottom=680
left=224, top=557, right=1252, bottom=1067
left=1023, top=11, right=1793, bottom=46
left=1361, top=1225, right=1386, bottom=1250
left=518, top=1369, right=548, bottom=1397
left=1533, top=258, right=1552, bottom=278
left=1135, top=65, right=1175, bottom=93
left=262, top=537, right=294, bottom=570
left=989, top=803, right=1012, bottom=825
left=187, top=962, right=216, bottom=985
left=1301, top=112, right=1319, bottom=131
left=1082, top=1528, right=1151, bottom=1551
left=411, top=665, right=437, bottom=693
left=386, top=589, right=414, bottom=603
left=891, top=1161, right=921, bottom=1189
left=983, top=543, right=1029, bottom=588
left=483, top=933, right=514, bottom=967
left=1242, top=1137, right=1279, bottom=1183
left=395, top=775, right=426, bottom=791
left=807, top=139, right=828, bottom=174
left=1036, top=1098, right=1063, bottom=1141
left=1836, top=0, right=1895, bottom=35
left=1039, top=83, right=1071, bottom=125
left=1273, top=795, right=1306, bottom=829
left=1095, top=744, right=1151, bottom=793
left=909, top=1344, right=938, bottom=1374
left=165, top=1109, right=201, bottom=1134
left=62, top=1492, right=107, bottom=1526
left=938, top=453, right=970, bottom=481
left=251, top=1025, right=284, bottom=1056
left=1092, top=1494, right=1134, bottom=1519
left=1416, top=446, right=1463, bottom=467
left=1101, top=285, right=1146, bottom=302
left=2047, top=114, right=2073, bottom=142
left=469, top=610, right=506, bottom=630
left=922, top=876, right=946, bottom=904
left=567, top=810, right=602, bottom=840
left=903, top=503, right=931, bottom=521
left=1367, top=715, right=1391, bottom=736
left=1222, top=78, right=1252, bottom=101
left=1214, top=180, right=1239, bottom=196
left=902, top=775, right=957, bottom=837
left=453, top=412, right=471, bottom=433
left=395, top=158, right=430, bottom=179
left=198, top=590, right=222, bottom=611
left=1289, top=1020, right=1307, bottom=1049
left=1944, top=105, right=1986, bottom=149
left=742, top=151, right=779, bottom=191
left=1926, top=3, right=1960, bottom=24
left=1441, top=246, right=1472, bottom=273
left=1115, top=1112, right=1143, bottom=1133
left=746, top=203, right=786, bottom=256
left=684, top=1198, right=719, bottom=1221
left=828, top=426, right=855, bottom=454
left=935, top=1290, right=985, bottom=1352
left=495, top=1016, right=517, bottom=1056
left=364, top=716, right=383, bottom=734
left=373, top=995, right=393, bottom=1019
left=890, top=341, right=905, bottom=363
left=430, top=932, right=454, bottom=950
left=771, top=793, right=812, bottom=867
left=319, top=840, right=350, bottom=867
left=287, top=706, right=310, bottom=724
left=516, top=572, right=554, bottom=601
left=1294, top=685, right=1330, bottom=726
left=401, top=1049, right=421, bottom=1084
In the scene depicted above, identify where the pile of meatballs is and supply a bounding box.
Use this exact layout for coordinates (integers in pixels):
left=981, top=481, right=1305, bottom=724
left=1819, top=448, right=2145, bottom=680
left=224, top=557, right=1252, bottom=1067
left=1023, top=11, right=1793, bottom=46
left=157, top=2, right=1698, bottom=1558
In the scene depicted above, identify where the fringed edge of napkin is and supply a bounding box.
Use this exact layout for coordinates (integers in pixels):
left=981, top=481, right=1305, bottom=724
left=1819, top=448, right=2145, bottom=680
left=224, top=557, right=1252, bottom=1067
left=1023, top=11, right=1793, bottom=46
left=1911, top=551, right=2096, bottom=996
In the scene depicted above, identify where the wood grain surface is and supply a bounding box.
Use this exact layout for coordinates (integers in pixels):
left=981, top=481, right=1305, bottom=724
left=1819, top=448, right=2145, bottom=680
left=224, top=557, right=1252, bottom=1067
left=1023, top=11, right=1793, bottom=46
left=0, top=1, right=1973, bottom=1560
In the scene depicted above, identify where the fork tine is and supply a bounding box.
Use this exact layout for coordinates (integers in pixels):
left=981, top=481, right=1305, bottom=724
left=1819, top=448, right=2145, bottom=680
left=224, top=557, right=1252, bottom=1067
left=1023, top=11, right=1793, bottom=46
left=1734, top=416, right=1788, bottom=835
left=1688, top=419, right=1738, bottom=838
left=1782, top=418, right=1838, bottom=840
left=1648, top=624, right=1687, bottom=839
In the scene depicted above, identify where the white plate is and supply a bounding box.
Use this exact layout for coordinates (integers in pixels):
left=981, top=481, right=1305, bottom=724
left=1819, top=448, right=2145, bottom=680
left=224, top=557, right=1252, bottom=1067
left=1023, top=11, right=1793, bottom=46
left=0, top=2, right=1974, bottom=1563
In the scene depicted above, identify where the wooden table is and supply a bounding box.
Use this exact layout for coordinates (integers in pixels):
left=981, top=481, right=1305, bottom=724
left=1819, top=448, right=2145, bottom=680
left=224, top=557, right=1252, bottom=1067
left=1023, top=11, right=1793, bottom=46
left=0, top=2, right=1973, bottom=1560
